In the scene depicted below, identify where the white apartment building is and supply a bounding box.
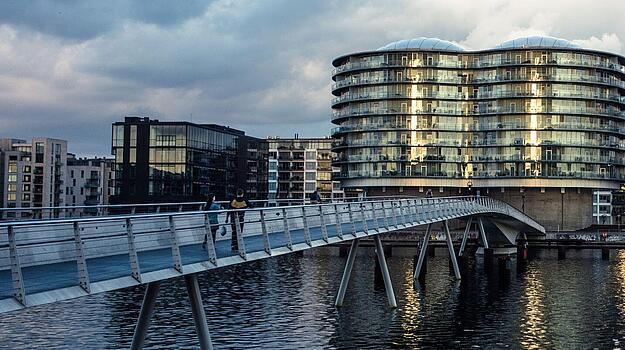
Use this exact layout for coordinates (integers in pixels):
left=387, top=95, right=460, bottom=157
left=266, top=136, right=343, bottom=203
left=0, top=138, right=67, bottom=219
left=65, top=155, right=115, bottom=211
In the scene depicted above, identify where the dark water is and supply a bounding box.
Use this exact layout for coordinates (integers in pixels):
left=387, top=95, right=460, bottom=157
left=3, top=248, right=625, bottom=349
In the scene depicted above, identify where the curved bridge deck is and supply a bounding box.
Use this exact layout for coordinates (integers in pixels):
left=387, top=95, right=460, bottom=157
left=0, top=196, right=544, bottom=314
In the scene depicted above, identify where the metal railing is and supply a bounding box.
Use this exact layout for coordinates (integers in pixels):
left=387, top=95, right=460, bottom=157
left=0, top=196, right=544, bottom=313
left=0, top=196, right=405, bottom=222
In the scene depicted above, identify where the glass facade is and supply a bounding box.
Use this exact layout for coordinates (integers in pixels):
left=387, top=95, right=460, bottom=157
left=111, top=117, right=267, bottom=204
left=331, top=37, right=625, bottom=187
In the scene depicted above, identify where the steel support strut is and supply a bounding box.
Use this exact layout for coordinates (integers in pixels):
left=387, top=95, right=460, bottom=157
left=185, top=274, right=214, bottom=350
left=444, top=220, right=461, bottom=279
left=478, top=217, right=489, bottom=249
left=374, top=235, right=397, bottom=308
left=335, top=238, right=359, bottom=307
left=458, top=216, right=473, bottom=257
left=414, top=223, right=432, bottom=282
left=130, top=281, right=162, bottom=350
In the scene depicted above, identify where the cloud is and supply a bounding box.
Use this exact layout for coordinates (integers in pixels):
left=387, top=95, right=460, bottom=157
left=1, top=0, right=625, bottom=156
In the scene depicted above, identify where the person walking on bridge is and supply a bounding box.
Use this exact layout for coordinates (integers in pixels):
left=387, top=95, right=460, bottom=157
left=203, top=193, right=221, bottom=250
left=226, top=188, right=252, bottom=252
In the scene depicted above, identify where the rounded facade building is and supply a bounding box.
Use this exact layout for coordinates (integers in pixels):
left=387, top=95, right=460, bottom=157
left=331, top=36, right=625, bottom=230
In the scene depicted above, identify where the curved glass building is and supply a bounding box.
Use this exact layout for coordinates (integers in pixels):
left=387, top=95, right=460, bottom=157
left=331, top=36, right=625, bottom=229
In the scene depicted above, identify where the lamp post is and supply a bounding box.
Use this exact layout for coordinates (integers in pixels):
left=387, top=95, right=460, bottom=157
left=467, top=180, right=473, bottom=196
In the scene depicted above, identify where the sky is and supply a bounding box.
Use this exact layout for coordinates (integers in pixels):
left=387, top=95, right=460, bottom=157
left=1, top=0, right=625, bottom=156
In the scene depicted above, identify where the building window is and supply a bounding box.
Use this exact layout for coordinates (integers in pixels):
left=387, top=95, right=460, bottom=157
left=22, top=184, right=30, bottom=192
left=8, top=163, right=17, bottom=173
left=23, top=175, right=30, bottom=182
left=7, top=193, right=16, bottom=201
left=305, top=182, right=316, bottom=191
left=23, top=165, right=31, bottom=173
left=7, top=184, right=17, bottom=191
left=22, top=193, right=30, bottom=201
left=305, top=162, right=316, bottom=170
left=81, top=170, right=84, bottom=178
left=8, top=174, right=17, bottom=182
left=305, top=172, right=316, bottom=180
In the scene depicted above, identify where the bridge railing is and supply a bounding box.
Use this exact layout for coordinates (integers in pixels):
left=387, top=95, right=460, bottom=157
left=0, top=196, right=419, bottom=222
left=0, top=196, right=542, bottom=310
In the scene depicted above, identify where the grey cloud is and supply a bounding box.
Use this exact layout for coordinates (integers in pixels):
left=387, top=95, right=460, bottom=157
left=0, top=0, right=211, bottom=40
left=1, top=0, right=625, bottom=156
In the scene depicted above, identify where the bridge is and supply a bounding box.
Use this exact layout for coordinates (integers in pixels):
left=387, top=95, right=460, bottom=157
left=0, top=196, right=544, bottom=349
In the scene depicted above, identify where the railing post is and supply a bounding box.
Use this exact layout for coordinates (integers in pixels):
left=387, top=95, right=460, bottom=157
left=372, top=202, right=382, bottom=231
left=319, top=205, right=329, bottom=242
left=282, top=208, right=293, bottom=250
left=260, top=210, right=272, bottom=255
left=168, top=215, right=183, bottom=273
left=359, top=203, right=369, bottom=234
left=126, top=218, right=142, bottom=282
left=234, top=213, right=246, bottom=259
left=391, top=202, right=399, bottom=227
left=301, top=207, right=312, bottom=246
left=73, top=221, right=91, bottom=293
left=7, top=225, right=25, bottom=305
left=333, top=204, right=343, bottom=239
left=382, top=200, right=391, bottom=231
left=203, top=214, right=218, bottom=265
left=398, top=200, right=407, bottom=226
left=347, top=204, right=357, bottom=236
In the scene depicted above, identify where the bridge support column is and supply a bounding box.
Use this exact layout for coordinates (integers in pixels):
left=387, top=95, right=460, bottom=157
left=478, top=217, right=489, bottom=249
left=185, top=274, right=214, bottom=350
left=458, top=216, right=473, bottom=257
left=444, top=220, right=461, bottom=280
left=130, top=281, right=162, bottom=350
left=335, top=239, right=359, bottom=307
left=374, top=235, right=397, bottom=308
left=414, top=224, right=432, bottom=283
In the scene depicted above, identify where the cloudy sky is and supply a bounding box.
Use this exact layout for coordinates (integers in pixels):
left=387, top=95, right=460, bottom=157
left=1, top=0, right=625, bottom=156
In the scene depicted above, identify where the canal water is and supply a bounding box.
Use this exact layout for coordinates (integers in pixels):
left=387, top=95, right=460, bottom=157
left=2, top=248, right=625, bottom=349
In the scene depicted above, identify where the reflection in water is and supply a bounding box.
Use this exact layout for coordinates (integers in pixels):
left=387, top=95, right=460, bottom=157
left=3, top=251, right=625, bottom=349
left=519, top=268, right=549, bottom=349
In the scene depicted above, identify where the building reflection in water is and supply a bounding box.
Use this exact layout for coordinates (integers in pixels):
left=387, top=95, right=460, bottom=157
left=518, top=268, right=550, bottom=349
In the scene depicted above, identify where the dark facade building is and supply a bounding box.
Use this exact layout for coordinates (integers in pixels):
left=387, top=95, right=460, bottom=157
left=111, top=117, right=267, bottom=204
left=332, top=36, right=625, bottom=230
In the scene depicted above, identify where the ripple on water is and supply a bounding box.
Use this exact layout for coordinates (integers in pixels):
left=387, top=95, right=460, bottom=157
left=1, top=252, right=625, bottom=349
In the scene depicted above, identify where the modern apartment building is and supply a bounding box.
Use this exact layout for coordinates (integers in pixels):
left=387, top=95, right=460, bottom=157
left=331, top=36, right=625, bottom=230
left=0, top=138, right=67, bottom=219
left=65, top=155, right=115, bottom=210
left=266, top=136, right=343, bottom=202
left=111, top=117, right=267, bottom=204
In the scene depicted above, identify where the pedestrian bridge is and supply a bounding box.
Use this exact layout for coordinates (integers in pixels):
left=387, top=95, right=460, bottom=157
left=0, top=196, right=544, bottom=349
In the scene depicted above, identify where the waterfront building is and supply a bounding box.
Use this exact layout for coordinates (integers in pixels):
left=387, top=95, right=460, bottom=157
left=65, top=155, right=115, bottom=211
left=0, top=138, right=67, bottom=219
left=331, top=36, right=625, bottom=230
left=111, top=117, right=267, bottom=204
left=266, top=136, right=344, bottom=202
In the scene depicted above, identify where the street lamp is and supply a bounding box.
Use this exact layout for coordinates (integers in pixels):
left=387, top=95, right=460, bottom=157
left=467, top=180, right=473, bottom=196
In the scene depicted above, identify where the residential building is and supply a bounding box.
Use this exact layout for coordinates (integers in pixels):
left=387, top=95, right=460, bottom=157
left=266, top=136, right=343, bottom=202
left=331, top=36, right=625, bottom=230
left=111, top=117, right=266, bottom=204
left=0, top=138, right=67, bottom=219
left=65, top=155, right=115, bottom=210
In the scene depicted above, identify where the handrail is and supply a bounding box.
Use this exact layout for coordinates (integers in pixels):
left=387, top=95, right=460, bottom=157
left=0, top=196, right=476, bottom=228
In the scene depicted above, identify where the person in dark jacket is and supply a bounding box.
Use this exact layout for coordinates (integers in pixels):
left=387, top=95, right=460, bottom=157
left=202, top=193, right=221, bottom=250
left=309, top=190, right=321, bottom=204
left=226, top=188, right=252, bottom=252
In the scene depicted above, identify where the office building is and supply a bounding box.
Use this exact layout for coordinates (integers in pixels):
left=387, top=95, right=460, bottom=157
left=111, top=117, right=266, bottom=204
left=331, top=36, right=625, bottom=230
left=267, top=136, right=343, bottom=202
